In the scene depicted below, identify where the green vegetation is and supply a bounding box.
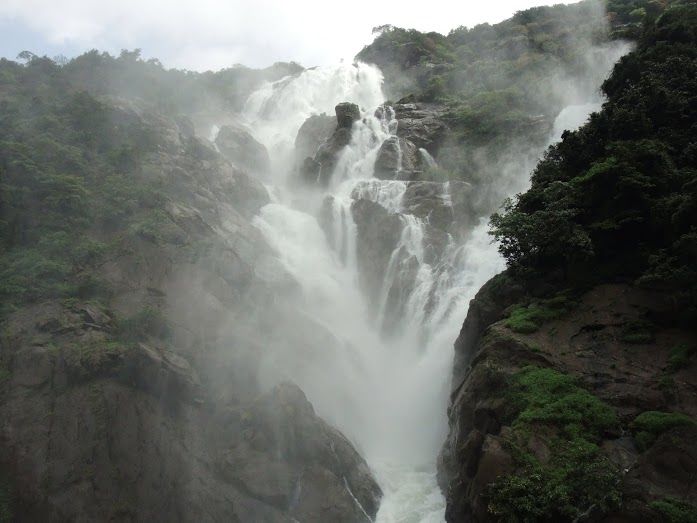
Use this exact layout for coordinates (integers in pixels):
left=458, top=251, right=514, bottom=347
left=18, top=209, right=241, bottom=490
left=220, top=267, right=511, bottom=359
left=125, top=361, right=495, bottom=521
left=620, top=320, right=655, bottom=344
left=505, top=294, right=573, bottom=333
left=667, top=343, right=696, bottom=371
left=631, top=410, right=697, bottom=450
left=508, top=367, right=618, bottom=436
left=0, top=48, right=269, bottom=319
left=488, top=367, right=620, bottom=521
left=0, top=475, right=12, bottom=523
left=490, top=2, right=697, bottom=325
left=650, top=498, right=697, bottom=523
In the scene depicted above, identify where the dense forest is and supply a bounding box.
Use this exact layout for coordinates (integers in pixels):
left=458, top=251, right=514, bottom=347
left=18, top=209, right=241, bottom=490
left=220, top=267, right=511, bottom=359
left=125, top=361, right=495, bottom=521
left=491, top=2, right=697, bottom=322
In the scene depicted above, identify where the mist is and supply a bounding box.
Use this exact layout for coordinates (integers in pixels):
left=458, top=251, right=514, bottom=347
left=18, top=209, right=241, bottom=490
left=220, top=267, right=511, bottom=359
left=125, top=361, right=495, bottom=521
left=0, top=1, right=639, bottom=521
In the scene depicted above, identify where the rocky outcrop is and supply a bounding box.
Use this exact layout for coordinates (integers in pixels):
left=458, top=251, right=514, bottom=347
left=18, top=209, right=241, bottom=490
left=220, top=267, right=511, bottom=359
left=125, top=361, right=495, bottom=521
left=215, top=124, right=271, bottom=176
left=225, top=383, right=382, bottom=522
left=350, top=199, right=403, bottom=309
left=439, top=278, right=697, bottom=522
left=402, top=180, right=473, bottom=233
left=294, top=113, right=336, bottom=165
left=373, top=136, right=422, bottom=180
left=298, top=102, right=362, bottom=186
left=392, top=101, right=448, bottom=155
left=0, top=102, right=382, bottom=522
left=335, top=102, right=361, bottom=129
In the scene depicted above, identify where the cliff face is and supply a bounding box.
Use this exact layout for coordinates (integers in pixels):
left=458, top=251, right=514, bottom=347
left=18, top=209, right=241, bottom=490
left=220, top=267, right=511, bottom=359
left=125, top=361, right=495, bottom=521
left=439, top=277, right=697, bottom=521
left=440, top=4, right=697, bottom=520
left=0, top=94, right=381, bottom=522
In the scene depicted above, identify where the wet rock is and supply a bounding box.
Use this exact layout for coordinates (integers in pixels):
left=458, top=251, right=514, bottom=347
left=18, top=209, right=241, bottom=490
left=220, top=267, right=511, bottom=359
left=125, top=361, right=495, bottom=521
left=439, top=280, right=697, bottom=522
left=215, top=124, right=271, bottom=176
left=393, top=101, right=449, bottom=154
left=221, top=383, right=383, bottom=522
left=314, top=127, right=352, bottom=185
left=374, top=136, right=422, bottom=180
left=351, top=198, right=403, bottom=308
left=402, top=181, right=453, bottom=231
left=335, top=102, right=361, bottom=129
left=295, top=113, right=336, bottom=163
left=300, top=156, right=321, bottom=184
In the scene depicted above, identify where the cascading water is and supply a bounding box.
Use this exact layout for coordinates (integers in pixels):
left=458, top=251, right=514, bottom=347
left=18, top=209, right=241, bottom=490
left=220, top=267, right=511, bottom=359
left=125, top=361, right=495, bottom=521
left=227, top=61, right=612, bottom=522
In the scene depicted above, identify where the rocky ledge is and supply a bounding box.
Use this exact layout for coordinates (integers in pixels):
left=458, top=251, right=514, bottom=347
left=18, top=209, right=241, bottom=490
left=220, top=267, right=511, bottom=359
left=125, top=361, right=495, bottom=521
left=439, top=275, right=697, bottom=522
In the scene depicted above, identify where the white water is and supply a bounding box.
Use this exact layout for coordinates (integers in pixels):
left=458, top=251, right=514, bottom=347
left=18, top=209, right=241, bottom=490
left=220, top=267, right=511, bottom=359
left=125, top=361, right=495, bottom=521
left=229, top=61, right=609, bottom=522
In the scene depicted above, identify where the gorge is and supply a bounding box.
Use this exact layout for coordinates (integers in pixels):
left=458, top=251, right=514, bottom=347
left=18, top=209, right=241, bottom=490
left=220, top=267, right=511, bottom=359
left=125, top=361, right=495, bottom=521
left=1, top=1, right=696, bottom=522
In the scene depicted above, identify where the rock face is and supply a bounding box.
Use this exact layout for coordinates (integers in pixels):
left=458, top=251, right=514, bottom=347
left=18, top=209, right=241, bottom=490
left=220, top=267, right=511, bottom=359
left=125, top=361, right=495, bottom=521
left=439, top=278, right=697, bottom=522
left=393, top=101, right=448, bottom=155
left=215, top=124, right=271, bottom=176
left=335, top=102, right=361, bottom=129
left=226, top=383, right=382, bottom=523
left=0, top=103, right=382, bottom=522
left=374, top=136, right=422, bottom=180
left=298, top=102, right=362, bottom=186
left=294, top=113, right=336, bottom=165
left=350, top=198, right=403, bottom=309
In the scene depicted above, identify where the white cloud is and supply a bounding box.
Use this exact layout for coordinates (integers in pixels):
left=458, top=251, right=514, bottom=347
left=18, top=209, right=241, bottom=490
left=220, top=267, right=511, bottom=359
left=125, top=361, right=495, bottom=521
left=0, top=0, right=577, bottom=70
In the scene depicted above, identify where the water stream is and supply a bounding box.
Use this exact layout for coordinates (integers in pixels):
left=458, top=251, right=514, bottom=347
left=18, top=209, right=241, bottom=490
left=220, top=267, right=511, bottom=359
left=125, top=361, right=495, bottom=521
left=227, top=62, right=609, bottom=522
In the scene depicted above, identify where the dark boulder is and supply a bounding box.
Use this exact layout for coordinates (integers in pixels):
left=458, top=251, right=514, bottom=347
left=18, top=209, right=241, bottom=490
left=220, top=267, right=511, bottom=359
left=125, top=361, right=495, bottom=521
left=393, top=101, right=448, bottom=155
left=335, top=102, right=361, bottom=129
left=295, top=113, right=336, bottom=164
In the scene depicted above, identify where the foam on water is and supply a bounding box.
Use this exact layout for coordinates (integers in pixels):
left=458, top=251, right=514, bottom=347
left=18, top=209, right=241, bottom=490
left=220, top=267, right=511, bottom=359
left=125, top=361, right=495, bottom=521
left=235, top=60, right=612, bottom=522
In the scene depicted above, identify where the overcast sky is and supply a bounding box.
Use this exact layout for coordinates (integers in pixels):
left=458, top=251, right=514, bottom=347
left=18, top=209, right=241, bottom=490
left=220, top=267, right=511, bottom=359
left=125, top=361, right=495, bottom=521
left=0, top=0, right=577, bottom=71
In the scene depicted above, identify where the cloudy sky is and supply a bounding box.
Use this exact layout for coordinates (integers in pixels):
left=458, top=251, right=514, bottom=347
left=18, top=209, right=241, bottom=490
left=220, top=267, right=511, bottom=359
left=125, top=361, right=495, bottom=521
left=0, top=0, right=576, bottom=71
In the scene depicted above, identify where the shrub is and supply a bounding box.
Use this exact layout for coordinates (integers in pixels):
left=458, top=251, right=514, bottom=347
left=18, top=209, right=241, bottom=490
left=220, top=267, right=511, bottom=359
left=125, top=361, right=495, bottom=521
left=505, top=295, right=572, bottom=333
left=510, top=366, right=618, bottom=438
left=489, top=367, right=621, bottom=521
left=620, top=320, right=654, bottom=344
left=632, top=411, right=696, bottom=450
left=0, top=475, right=12, bottom=523
left=649, top=498, right=697, bottom=523
left=667, top=344, right=696, bottom=372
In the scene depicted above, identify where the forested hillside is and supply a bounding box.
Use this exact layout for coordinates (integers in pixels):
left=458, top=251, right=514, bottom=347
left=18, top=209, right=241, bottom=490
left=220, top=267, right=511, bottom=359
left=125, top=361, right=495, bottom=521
left=355, top=0, right=651, bottom=215
left=440, top=3, right=697, bottom=521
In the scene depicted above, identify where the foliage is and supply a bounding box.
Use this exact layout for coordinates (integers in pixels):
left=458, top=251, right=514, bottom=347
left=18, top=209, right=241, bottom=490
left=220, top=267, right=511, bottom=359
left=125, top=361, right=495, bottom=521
left=488, top=443, right=621, bottom=522
left=631, top=410, right=697, bottom=450
left=490, top=3, right=697, bottom=324
left=505, top=295, right=572, bottom=333
left=650, top=498, right=697, bottom=523
left=488, top=367, right=621, bottom=521
left=508, top=367, right=618, bottom=437
left=619, top=320, right=655, bottom=344
left=0, top=475, right=11, bottom=523
left=667, top=343, right=696, bottom=371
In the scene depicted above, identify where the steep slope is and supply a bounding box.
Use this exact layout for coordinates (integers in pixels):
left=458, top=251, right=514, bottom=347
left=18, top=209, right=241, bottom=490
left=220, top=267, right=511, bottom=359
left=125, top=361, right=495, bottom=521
left=356, top=0, right=637, bottom=220
left=440, top=4, right=697, bottom=521
left=0, top=58, right=381, bottom=521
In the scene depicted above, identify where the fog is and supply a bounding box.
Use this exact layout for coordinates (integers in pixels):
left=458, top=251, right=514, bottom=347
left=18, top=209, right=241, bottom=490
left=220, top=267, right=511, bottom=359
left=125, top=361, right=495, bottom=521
left=0, top=1, right=633, bottom=521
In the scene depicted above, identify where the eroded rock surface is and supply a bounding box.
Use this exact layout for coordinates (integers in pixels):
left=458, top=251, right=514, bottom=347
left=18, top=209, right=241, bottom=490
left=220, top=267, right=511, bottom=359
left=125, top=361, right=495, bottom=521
left=214, top=124, right=271, bottom=176
left=439, top=278, right=697, bottom=522
left=0, top=102, right=382, bottom=523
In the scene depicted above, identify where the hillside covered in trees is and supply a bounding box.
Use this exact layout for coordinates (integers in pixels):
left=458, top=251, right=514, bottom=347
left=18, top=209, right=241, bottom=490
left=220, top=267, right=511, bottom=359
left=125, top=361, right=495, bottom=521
left=440, top=3, right=697, bottom=521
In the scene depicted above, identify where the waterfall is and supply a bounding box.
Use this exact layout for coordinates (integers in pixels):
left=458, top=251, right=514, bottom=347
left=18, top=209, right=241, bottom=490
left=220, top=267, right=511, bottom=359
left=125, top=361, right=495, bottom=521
left=231, top=61, right=608, bottom=523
